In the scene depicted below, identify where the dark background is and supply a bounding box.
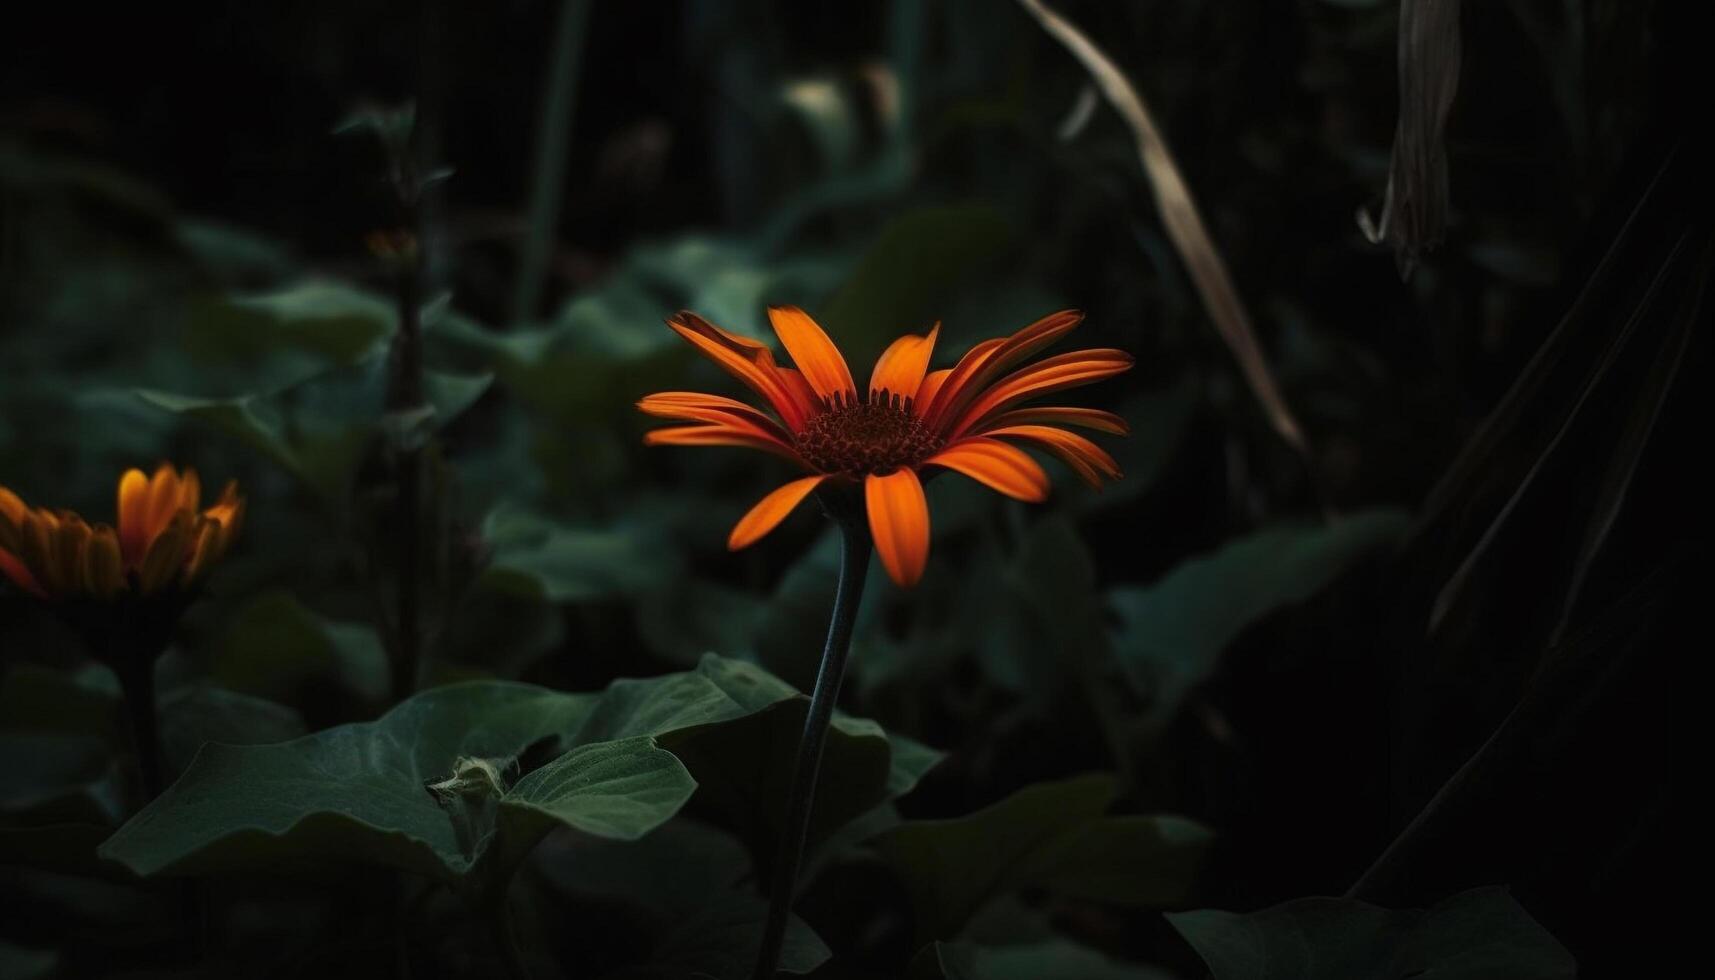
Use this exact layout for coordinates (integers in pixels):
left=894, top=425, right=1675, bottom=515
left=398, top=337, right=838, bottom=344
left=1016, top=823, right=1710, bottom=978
left=1, top=1, right=1697, bottom=977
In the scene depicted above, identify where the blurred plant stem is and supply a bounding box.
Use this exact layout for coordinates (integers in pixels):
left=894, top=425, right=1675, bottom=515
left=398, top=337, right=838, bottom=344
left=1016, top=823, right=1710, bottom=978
left=513, top=0, right=591, bottom=324
left=754, top=506, right=873, bottom=980
left=65, top=600, right=184, bottom=804
left=387, top=236, right=426, bottom=703
left=114, top=651, right=164, bottom=802
left=343, top=103, right=438, bottom=703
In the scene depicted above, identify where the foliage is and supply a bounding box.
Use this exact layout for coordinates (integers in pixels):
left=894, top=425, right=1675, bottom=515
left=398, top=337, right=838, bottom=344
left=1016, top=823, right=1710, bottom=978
left=0, top=0, right=1690, bottom=975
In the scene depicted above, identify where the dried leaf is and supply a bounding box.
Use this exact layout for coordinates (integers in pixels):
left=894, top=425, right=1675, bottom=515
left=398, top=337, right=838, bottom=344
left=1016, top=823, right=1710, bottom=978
left=1359, top=0, right=1464, bottom=278
left=1016, top=0, right=1310, bottom=458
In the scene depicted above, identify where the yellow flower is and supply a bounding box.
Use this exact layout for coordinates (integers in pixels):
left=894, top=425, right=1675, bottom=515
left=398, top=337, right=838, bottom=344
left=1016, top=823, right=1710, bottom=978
left=0, top=464, right=244, bottom=600
left=639, top=307, right=1130, bottom=586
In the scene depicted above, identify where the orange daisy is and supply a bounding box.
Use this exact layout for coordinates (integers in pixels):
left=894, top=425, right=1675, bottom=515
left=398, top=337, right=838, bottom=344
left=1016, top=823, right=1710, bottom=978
left=639, top=307, right=1131, bottom=586
left=0, top=464, right=244, bottom=600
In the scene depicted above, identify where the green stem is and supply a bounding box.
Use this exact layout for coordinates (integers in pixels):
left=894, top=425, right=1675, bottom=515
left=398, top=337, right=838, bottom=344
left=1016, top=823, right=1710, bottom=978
left=385, top=160, right=427, bottom=704
left=512, top=0, right=591, bottom=324
left=115, top=655, right=163, bottom=802
left=752, top=516, right=872, bottom=980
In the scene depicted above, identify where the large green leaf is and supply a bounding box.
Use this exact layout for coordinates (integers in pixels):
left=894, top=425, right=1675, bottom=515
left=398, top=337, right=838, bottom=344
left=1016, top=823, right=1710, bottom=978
left=156, top=685, right=307, bottom=775
left=99, top=656, right=936, bottom=886
left=0, top=734, right=122, bottom=827
left=1109, top=510, right=1410, bottom=721
left=101, top=681, right=596, bottom=881
left=818, top=204, right=1013, bottom=363
left=135, top=351, right=491, bottom=503
left=212, top=590, right=388, bottom=704
left=481, top=507, right=679, bottom=603
left=1078, top=380, right=1198, bottom=514
left=430, top=233, right=847, bottom=423
left=876, top=774, right=1210, bottom=940
left=534, top=819, right=831, bottom=978
left=495, top=736, right=695, bottom=876
left=179, top=281, right=394, bottom=375
left=1166, top=887, right=1576, bottom=980
left=663, top=655, right=943, bottom=854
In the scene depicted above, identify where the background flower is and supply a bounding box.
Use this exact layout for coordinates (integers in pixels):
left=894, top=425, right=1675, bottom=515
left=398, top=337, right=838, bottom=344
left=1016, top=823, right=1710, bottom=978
left=0, top=465, right=243, bottom=600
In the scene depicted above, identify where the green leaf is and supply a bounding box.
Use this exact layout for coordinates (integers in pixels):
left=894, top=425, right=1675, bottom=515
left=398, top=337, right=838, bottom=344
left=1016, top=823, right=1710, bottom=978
left=0, top=734, right=123, bottom=826
left=818, top=205, right=1013, bottom=362
left=98, top=656, right=935, bottom=886
left=135, top=351, right=491, bottom=503
left=175, top=219, right=297, bottom=284
left=0, top=664, right=122, bottom=744
left=101, top=681, right=595, bottom=881
left=1078, top=380, right=1198, bottom=514
left=1166, top=887, right=1576, bottom=980
left=663, top=656, right=942, bottom=853
left=533, top=819, right=831, bottom=978
left=157, top=685, right=307, bottom=776
left=877, top=774, right=1210, bottom=940
left=495, top=736, right=694, bottom=874
left=209, top=280, right=394, bottom=366
left=914, top=939, right=1177, bottom=980
left=1109, top=510, right=1409, bottom=721
left=481, top=507, right=680, bottom=603
left=212, top=591, right=388, bottom=704
left=430, top=233, right=846, bottom=424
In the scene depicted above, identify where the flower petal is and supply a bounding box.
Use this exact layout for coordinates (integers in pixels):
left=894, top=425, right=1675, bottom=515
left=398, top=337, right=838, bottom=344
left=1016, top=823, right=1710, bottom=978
left=116, top=467, right=151, bottom=564
left=138, top=512, right=193, bottom=594
left=0, top=547, right=45, bottom=597
left=638, top=392, right=796, bottom=444
left=728, top=475, right=827, bottom=550
left=177, top=468, right=202, bottom=512
left=768, top=306, right=856, bottom=402
left=667, top=311, right=814, bottom=431
left=202, top=481, right=244, bottom=533
left=84, top=526, right=124, bottom=598
left=948, top=348, right=1133, bottom=438
left=776, top=368, right=819, bottom=416
left=640, top=399, right=808, bottom=463
left=143, top=464, right=185, bottom=548
left=923, top=437, right=1049, bottom=502
left=977, top=406, right=1129, bottom=435
left=869, top=324, right=939, bottom=402
left=0, top=485, right=26, bottom=527
left=865, top=468, right=930, bottom=587
left=55, top=514, right=92, bottom=596
left=915, top=369, right=954, bottom=415
left=183, top=517, right=223, bottom=585
left=643, top=425, right=812, bottom=466
left=921, top=338, right=1003, bottom=425
left=924, top=311, right=1083, bottom=429
left=0, top=490, right=44, bottom=597
left=984, top=424, right=1122, bottom=489
left=19, top=510, right=61, bottom=594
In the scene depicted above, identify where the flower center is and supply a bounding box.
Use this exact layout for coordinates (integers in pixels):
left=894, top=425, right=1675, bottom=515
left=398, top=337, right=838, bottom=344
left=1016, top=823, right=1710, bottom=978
left=795, top=392, right=943, bottom=477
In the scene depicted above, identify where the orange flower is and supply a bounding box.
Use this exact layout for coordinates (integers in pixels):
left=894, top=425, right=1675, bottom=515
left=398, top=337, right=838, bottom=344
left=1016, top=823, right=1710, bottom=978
left=639, top=307, right=1131, bottom=586
left=0, top=464, right=244, bottom=600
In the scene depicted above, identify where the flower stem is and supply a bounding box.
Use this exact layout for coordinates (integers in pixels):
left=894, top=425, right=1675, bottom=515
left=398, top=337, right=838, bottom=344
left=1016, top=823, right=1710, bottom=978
left=385, top=155, right=427, bottom=704
left=115, top=655, right=163, bottom=802
left=513, top=0, right=591, bottom=324
left=752, top=516, right=872, bottom=980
